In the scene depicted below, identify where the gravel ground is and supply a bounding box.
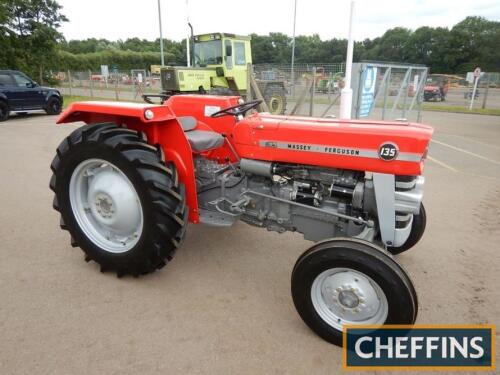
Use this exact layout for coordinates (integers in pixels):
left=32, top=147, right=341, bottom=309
left=0, top=110, right=499, bottom=374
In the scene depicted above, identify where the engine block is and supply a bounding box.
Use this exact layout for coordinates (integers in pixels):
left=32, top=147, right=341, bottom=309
left=195, top=157, right=423, bottom=246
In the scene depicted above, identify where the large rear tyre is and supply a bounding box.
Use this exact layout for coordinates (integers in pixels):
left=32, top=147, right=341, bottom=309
left=50, top=123, right=188, bottom=277
left=387, top=203, right=426, bottom=255
left=291, top=238, right=417, bottom=346
left=264, top=85, right=287, bottom=115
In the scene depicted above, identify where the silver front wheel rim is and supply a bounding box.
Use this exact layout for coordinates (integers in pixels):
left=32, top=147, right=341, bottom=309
left=69, top=158, right=143, bottom=253
left=311, top=268, right=388, bottom=331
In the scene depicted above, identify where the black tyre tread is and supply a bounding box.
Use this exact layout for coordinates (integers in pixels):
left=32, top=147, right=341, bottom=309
left=50, top=122, right=187, bottom=276
left=291, top=238, right=418, bottom=345
left=293, top=238, right=419, bottom=316
left=0, top=101, right=9, bottom=122
left=388, top=204, right=426, bottom=255
left=46, top=97, right=62, bottom=115
left=264, top=85, right=287, bottom=115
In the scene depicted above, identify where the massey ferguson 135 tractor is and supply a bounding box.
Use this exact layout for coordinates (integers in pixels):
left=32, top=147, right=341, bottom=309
left=50, top=95, right=432, bottom=346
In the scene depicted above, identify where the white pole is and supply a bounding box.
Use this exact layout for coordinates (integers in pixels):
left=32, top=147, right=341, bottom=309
left=186, top=0, right=191, bottom=67
left=290, top=0, right=297, bottom=96
left=157, top=0, right=165, bottom=66
left=340, top=0, right=355, bottom=119
left=469, top=75, right=479, bottom=110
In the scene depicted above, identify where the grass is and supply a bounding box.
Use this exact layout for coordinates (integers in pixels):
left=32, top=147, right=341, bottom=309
left=421, top=104, right=500, bottom=116
left=62, top=95, right=118, bottom=109
left=289, top=97, right=500, bottom=116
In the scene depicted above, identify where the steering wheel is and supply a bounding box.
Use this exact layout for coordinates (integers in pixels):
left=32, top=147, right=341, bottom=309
left=210, top=100, right=262, bottom=118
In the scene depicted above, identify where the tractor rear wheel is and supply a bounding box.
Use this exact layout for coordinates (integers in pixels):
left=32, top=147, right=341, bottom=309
left=291, top=238, right=417, bottom=346
left=50, top=123, right=188, bottom=277
left=387, top=203, right=426, bottom=255
left=264, top=85, right=287, bottom=115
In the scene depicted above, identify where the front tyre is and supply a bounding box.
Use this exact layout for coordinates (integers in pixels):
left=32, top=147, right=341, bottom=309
left=387, top=203, right=426, bottom=255
left=45, top=96, right=62, bottom=115
left=291, top=238, right=417, bottom=346
left=50, top=123, right=188, bottom=277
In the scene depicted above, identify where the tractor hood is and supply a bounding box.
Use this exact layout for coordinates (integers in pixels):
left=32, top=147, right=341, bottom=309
left=233, top=113, right=433, bottom=176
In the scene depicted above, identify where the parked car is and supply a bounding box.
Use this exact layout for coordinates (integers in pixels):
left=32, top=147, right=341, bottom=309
left=0, top=70, right=63, bottom=122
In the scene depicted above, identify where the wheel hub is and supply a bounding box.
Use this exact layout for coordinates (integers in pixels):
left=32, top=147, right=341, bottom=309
left=95, top=193, right=114, bottom=218
left=338, top=290, right=360, bottom=309
left=69, top=159, right=143, bottom=253
left=311, top=268, right=388, bottom=330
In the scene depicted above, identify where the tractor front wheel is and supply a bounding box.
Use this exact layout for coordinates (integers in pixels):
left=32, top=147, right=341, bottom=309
left=50, top=123, right=188, bottom=277
left=291, top=238, right=417, bottom=346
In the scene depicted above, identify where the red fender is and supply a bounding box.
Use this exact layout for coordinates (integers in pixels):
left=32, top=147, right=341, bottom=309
left=57, top=101, right=200, bottom=223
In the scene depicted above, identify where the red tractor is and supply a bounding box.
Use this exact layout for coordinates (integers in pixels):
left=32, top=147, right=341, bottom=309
left=50, top=95, right=432, bottom=346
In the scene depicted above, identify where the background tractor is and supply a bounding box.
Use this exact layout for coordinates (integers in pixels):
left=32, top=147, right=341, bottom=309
left=423, top=74, right=450, bottom=102
left=157, top=33, right=287, bottom=114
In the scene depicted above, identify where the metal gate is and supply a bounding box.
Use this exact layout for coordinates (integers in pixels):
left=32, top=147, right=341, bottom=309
left=351, top=62, right=428, bottom=122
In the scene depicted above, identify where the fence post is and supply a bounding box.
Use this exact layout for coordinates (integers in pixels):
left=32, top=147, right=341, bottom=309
left=401, top=68, right=412, bottom=119
left=246, top=63, right=253, bottom=101
left=115, top=74, right=119, bottom=101
left=482, top=74, right=490, bottom=109
left=382, top=67, right=391, bottom=120
left=249, top=74, right=269, bottom=112
left=290, top=77, right=312, bottom=115
left=88, top=70, right=94, bottom=99
left=67, top=70, right=73, bottom=97
left=309, top=67, right=316, bottom=116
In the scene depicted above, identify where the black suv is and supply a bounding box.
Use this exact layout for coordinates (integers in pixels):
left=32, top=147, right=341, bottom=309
left=0, top=70, right=63, bottom=122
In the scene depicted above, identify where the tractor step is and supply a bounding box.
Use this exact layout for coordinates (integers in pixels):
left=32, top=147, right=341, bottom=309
left=198, top=209, right=236, bottom=227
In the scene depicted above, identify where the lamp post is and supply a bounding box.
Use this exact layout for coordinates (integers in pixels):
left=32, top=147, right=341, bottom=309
left=186, top=0, right=191, bottom=67
left=339, top=0, right=355, bottom=119
left=157, top=0, right=165, bottom=66
left=290, top=0, right=297, bottom=97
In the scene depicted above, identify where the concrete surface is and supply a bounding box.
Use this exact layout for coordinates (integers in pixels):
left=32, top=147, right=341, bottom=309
left=0, top=110, right=499, bottom=374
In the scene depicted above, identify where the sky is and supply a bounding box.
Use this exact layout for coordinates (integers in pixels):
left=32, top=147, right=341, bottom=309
left=58, top=0, right=500, bottom=42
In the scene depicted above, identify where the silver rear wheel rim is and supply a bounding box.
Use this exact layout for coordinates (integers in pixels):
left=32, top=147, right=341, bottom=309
left=311, top=267, right=388, bottom=331
left=69, top=158, right=143, bottom=253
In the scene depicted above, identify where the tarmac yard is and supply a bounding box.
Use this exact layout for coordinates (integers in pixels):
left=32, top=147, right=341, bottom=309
left=0, top=111, right=499, bottom=374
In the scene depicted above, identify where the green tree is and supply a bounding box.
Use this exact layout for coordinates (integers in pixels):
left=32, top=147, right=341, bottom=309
left=2, top=0, right=67, bottom=81
left=22, top=15, right=500, bottom=75
left=450, top=16, right=500, bottom=72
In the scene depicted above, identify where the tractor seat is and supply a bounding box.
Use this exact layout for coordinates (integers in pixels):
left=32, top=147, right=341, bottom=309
left=178, top=116, right=224, bottom=152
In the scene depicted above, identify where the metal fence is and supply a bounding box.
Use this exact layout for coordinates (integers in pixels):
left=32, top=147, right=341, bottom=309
left=51, top=65, right=500, bottom=117
left=253, top=63, right=346, bottom=117
left=351, top=62, right=428, bottom=122
left=54, top=70, right=160, bottom=101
